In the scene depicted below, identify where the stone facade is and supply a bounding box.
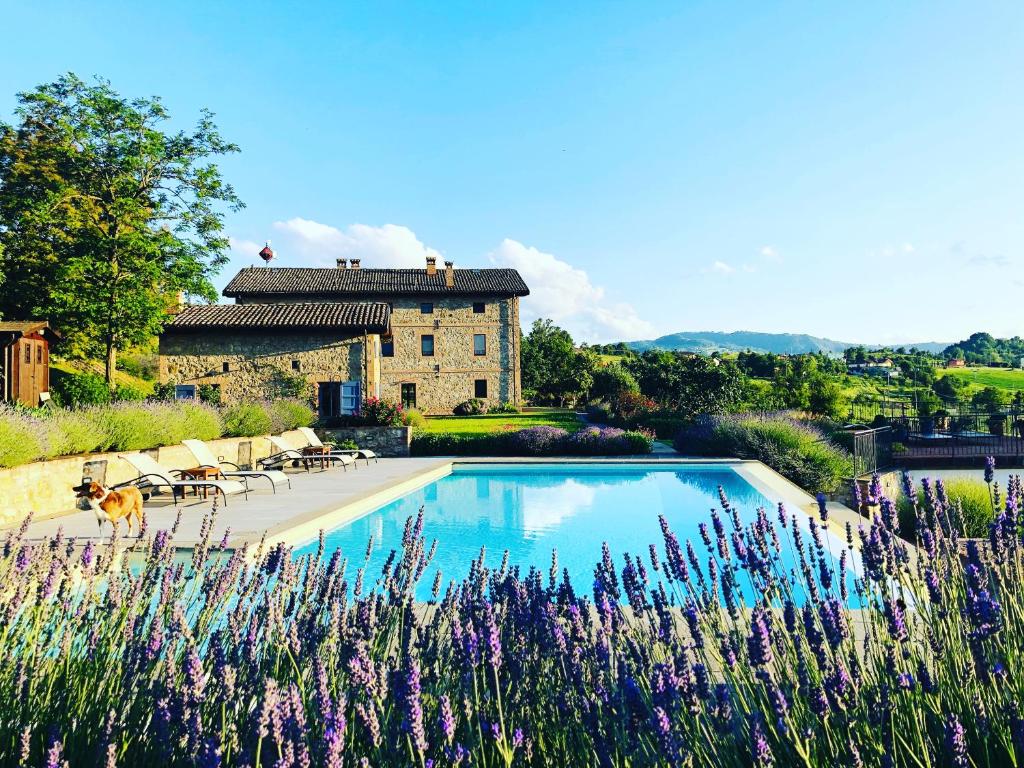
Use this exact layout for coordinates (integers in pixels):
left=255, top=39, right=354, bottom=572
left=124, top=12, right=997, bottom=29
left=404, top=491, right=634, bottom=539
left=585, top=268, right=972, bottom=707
left=226, top=295, right=523, bottom=415
left=320, top=426, right=413, bottom=457
left=380, top=297, right=521, bottom=414
left=159, top=330, right=380, bottom=405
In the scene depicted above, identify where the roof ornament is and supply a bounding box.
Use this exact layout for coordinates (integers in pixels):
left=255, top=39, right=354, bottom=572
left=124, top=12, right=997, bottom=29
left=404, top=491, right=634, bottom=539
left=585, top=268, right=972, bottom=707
left=258, top=241, right=275, bottom=265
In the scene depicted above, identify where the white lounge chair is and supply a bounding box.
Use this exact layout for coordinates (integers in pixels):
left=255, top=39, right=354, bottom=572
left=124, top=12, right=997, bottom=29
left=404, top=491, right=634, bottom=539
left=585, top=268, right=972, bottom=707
left=257, top=438, right=309, bottom=471
left=297, top=427, right=378, bottom=465
left=270, top=434, right=355, bottom=471
left=120, top=452, right=248, bottom=505
left=182, top=439, right=291, bottom=492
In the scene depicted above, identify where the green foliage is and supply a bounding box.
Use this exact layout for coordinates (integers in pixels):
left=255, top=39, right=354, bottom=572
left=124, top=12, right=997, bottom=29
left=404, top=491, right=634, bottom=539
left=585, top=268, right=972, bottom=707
left=898, top=477, right=995, bottom=539
left=117, top=353, right=159, bottom=381
left=0, top=73, right=242, bottom=382
left=0, top=406, right=45, bottom=467
left=933, top=374, right=970, bottom=400
left=113, top=384, right=146, bottom=402
left=944, top=331, right=1024, bottom=365
left=222, top=402, right=273, bottom=438
left=625, top=350, right=747, bottom=418
left=411, top=425, right=653, bottom=457
left=487, top=401, right=520, bottom=414
left=676, top=413, right=853, bottom=493
left=198, top=384, right=222, bottom=404
left=807, top=376, right=849, bottom=420
left=268, top=399, right=316, bottom=433
left=972, top=386, right=1010, bottom=413
left=521, top=319, right=595, bottom=406
left=41, top=409, right=105, bottom=456
left=402, top=408, right=427, bottom=428
left=453, top=398, right=485, bottom=416
left=589, top=362, right=640, bottom=404
left=50, top=370, right=112, bottom=407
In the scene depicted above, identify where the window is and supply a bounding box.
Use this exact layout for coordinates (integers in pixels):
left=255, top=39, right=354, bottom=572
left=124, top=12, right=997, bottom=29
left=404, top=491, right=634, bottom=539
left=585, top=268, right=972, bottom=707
left=401, top=383, right=417, bottom=409
left=473, top=334, right=487, bottom=356
left=421, top=335, right=435, bottom=356
left=24, top=345, right=31, bottom=364
left=473, top=302, right=485, bottom=314
left=475, top=379, right=488, bottom=398
left=174, top=384, right=197, bottom=400
left=381, top=336, right=394, bottom=357
left=222, top=362, right=230, bottom=373
left=420, top=302, right=434, bottom=314
left=291, top=359, right=301, bottom=371
left=318, top=382, right=360, bottom=418
left=36, top=345, right=43, bottom=364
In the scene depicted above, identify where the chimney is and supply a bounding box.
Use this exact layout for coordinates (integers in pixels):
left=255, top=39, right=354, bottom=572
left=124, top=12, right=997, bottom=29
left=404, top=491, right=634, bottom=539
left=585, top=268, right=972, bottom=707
left=444, top=260, right=454, bottom=288
left=336, top=258, right=348, bottom=269
left=350, top=258, right=361, bottom=270
left=426, top=256, right=437, bottom=275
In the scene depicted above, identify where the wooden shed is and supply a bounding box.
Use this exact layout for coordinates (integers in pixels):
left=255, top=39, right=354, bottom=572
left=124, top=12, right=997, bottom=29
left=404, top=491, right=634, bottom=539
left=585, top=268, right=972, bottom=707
left=0, top=321, right=59, bottom=407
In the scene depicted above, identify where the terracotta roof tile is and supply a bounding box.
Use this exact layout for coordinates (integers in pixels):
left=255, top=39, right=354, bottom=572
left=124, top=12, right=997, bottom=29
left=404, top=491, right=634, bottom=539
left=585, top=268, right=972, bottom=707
left=165, top=303, right=390, bottom=332
left=222, top=267, right=529, bottom=298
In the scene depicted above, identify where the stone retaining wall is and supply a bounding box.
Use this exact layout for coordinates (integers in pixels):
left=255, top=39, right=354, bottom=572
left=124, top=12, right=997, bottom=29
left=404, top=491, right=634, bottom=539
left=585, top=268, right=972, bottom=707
left=320, top=426, right=413, bottom=457
left=0, top=435, right=276, bottom=527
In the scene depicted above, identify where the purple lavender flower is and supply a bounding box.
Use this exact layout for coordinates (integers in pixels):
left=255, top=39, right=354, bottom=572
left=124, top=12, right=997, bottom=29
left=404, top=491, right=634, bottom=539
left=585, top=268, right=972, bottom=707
left=746, top=607, right=773, bottom=667
left=750, top=717, right=774, bottom=767
left=945, top=715, right=968, bottom=768
left=816, top=492, right=829, bottom=521
left=402, top=657, right=428, bottom=754
left=984, top=456, right=996, bottom=484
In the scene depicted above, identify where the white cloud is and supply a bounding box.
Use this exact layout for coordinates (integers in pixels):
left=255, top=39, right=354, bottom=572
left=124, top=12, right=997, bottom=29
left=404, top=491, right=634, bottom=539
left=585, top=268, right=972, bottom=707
left=488, top=238, right=655, bottom=342
left=760, top=245, right=781, bottom=262
left=272, top=218, right=444, bottom=268
left=703, top=260, right=736, bottom=275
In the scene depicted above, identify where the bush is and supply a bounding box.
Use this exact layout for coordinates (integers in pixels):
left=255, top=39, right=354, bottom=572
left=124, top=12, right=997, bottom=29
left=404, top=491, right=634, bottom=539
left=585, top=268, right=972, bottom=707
left=269, top=399, right=316, bottom=433
left=361, top=397, right=405, bottom=427
left=411, top=425, right=653, bottom=457
left=402, top=408, right=427, bottom=428
left=113, top=384, right=146, bottom=402
left=675, top=412, right=853, bottom=493
left=223, top=402, right=274, bottom=438
left=898, top=476, right=995, bottom=539
left=487, top=401, right=520, bottom=414
left=50, top=370, right=111, bottom=407
left=0, top=405, right=45, bottom=467
left=454, top=398, right=485, bottom=416
left=42, top=409, right=105, bottom=457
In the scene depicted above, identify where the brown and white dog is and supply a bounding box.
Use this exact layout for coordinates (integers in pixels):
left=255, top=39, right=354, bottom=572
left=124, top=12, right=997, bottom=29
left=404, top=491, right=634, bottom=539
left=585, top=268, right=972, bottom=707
left=75, top=482, right=145, bottom=535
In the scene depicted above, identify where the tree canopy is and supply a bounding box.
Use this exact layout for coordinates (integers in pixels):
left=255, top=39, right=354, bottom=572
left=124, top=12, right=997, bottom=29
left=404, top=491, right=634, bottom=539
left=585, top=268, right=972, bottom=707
left=0, top=74, right=242, bottom=383
left=520, top=319, right=595, bottom=406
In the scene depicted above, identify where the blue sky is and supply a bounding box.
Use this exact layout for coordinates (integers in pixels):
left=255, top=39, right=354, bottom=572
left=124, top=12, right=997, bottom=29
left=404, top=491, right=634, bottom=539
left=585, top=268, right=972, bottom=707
left=2, top=1, right=1022, bottom=344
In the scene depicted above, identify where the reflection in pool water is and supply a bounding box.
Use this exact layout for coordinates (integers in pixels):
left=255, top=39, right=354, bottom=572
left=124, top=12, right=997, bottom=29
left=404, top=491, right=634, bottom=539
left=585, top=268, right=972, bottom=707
left=296, top=464, right=854, bottom=603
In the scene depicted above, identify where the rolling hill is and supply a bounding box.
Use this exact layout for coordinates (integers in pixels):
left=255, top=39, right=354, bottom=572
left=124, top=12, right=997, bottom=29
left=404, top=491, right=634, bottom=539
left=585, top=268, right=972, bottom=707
left=625, top=331, right=950, bottom=356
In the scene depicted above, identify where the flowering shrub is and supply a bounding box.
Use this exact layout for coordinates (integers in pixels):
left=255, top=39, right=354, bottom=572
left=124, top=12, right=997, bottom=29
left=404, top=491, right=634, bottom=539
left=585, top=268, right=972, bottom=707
left=897, top=476, right=995, bottom=538
left=222, top=402, right=273, bottom=438
left=269, top=398, right=317, bottom=433
left=402, top=407, right=428, bottom=429
left=507, top=424, right=569, bottom=454
left=2, top=468, right=1024, bottom=765
left=360, top=397, right=405, bottom=426
left=676, top=412, right=852, bottom=493
left=488, top=401, right=520, bottom=414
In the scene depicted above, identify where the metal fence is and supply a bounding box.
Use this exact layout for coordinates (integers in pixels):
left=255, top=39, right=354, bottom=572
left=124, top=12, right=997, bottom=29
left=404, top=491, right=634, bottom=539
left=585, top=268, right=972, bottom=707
left=850, top=426, right=894, bottom=476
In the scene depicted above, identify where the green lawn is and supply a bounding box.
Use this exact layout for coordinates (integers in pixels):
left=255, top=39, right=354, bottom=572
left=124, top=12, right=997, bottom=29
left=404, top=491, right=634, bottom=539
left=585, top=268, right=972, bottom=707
left=420, top=407, right=581, bottom=434
left=51, top=358, right=156, bottom=395
left=937, top=366, right=1024, bottom=393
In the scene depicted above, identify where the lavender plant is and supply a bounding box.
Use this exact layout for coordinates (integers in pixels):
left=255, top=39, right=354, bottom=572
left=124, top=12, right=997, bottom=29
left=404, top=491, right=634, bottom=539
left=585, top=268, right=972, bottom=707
left=1, top=468, right=1023, bottom=766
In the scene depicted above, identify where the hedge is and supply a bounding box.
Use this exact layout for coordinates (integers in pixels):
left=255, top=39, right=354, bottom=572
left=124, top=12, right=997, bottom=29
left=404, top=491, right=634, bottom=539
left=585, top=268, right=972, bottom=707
left=411, top=425, right=653, bottom=457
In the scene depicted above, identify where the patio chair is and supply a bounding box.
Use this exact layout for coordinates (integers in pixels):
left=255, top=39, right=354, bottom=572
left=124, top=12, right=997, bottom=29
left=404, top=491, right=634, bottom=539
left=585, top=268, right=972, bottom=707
left=182, top=439, right=291, bottom=492
left=270, top=434, right=355, bottom=471
left=297, top=426, right=378, bottom=465
left=257, top=437, right=309, bottom=471
left=119, top=452, right=248, bottom=505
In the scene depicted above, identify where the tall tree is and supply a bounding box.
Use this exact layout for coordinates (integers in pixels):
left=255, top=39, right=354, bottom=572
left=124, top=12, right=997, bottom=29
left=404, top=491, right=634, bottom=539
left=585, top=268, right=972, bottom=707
left=0, top=74, right=242, bottom=383
left=521, top=319, right=595, bottom=406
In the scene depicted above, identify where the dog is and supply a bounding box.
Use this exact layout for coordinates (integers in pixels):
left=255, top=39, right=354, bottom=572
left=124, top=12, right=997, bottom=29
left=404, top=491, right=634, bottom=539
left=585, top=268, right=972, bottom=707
left=74, top=482, right=145, bottom=536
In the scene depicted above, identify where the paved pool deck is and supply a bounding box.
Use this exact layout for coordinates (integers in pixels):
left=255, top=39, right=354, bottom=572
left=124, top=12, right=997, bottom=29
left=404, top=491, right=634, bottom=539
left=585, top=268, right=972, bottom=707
left=10, top=456, right=864, bottom=553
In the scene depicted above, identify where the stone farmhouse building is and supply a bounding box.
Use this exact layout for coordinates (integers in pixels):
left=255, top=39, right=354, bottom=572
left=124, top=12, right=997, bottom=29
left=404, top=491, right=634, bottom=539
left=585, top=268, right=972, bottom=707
left=158, top=257, right=529, bottom=416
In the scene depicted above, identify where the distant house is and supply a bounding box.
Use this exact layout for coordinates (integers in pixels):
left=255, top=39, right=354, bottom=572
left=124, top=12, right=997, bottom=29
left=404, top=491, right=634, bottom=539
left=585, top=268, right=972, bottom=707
left=945, top=358, right=967, bottom=369
left=0, top=320, right=59, bottom=407
left=847, top=359, right=899, bottom=378
left=159, top=257, right=530, bottom=415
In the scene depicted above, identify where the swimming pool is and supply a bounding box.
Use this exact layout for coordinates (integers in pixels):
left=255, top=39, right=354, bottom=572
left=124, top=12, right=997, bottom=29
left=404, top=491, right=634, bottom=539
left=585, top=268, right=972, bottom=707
left=295, top=462, right=853, bottom=602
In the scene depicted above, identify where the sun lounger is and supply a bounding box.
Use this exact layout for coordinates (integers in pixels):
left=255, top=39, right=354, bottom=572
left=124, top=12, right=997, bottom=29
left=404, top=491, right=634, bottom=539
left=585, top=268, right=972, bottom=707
left=120, top=452, right=248, bottom=505
left=182, top=439, right=291, bottom=492
left=270, top=434, right=355, bottom=470
left=296, top=426, right=378, bottom=465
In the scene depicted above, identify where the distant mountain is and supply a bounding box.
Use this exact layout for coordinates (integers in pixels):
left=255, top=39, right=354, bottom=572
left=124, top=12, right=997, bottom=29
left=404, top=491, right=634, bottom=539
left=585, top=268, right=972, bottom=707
left=625, top=331, right=951, bottom=356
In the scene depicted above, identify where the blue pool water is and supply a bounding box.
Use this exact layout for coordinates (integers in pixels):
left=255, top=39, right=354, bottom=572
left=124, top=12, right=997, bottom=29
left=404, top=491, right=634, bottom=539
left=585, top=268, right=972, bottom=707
left=295, top=463, right=852, bottom=602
